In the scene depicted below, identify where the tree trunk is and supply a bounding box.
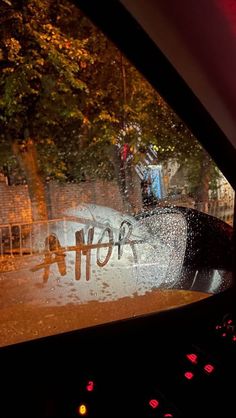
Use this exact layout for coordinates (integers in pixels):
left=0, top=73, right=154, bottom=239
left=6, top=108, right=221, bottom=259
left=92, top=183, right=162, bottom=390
left=12, top=139, right=48, bottom=221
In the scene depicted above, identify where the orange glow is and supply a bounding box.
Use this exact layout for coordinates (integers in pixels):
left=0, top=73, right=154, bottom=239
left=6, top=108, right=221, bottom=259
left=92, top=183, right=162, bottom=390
left=77, top=404, right=87, bottom=416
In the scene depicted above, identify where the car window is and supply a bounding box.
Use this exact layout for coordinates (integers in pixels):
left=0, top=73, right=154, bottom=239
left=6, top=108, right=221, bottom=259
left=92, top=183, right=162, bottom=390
left=0, top=0, right=234, bottom=347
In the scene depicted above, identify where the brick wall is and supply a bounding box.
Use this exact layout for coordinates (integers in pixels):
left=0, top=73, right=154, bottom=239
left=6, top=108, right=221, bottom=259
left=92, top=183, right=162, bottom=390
left=0, top=180, right=143, bottom=225
left=47, top=181, right=126, bottom=219
left=0, top=180, right=233, bottom=227
left=0, top=183, right=32, bottom=225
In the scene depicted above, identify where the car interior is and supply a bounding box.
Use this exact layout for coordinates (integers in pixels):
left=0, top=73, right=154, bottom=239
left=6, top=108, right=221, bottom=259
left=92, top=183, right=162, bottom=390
left=1, top=0, right=236, bottom=417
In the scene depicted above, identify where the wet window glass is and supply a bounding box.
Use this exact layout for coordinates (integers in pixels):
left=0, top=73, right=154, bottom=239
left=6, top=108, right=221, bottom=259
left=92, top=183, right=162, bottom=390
left=0, top=0, right=234, bottom=346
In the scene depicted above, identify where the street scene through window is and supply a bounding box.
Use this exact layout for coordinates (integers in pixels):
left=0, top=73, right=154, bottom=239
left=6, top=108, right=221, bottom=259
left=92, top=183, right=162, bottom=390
left=0, top=0, right=234, bottom=347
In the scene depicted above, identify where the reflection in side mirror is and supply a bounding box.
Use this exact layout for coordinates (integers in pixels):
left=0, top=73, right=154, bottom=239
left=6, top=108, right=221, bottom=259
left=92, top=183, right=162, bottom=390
left=139, top=207, right=233, bottom=295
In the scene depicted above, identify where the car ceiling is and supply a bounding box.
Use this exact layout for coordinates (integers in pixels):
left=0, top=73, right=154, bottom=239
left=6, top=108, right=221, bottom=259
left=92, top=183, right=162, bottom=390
left=121, top=0, right=236, bottom=153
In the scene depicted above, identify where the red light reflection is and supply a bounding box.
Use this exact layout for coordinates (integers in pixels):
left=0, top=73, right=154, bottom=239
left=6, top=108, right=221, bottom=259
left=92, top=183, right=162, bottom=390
left=186, top=353, right=198, bottom=364
left=86, top=381, right=94, bottom=392
left=149, top=399, right=159, bottom=409
left=184, top=371, right=194, bottom=380
left=204, top=364, right=215, bottom=374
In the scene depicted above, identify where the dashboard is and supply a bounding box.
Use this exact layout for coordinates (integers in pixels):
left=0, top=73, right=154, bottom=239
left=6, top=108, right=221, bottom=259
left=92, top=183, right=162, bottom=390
left=1, top=291, right=236, bottom=417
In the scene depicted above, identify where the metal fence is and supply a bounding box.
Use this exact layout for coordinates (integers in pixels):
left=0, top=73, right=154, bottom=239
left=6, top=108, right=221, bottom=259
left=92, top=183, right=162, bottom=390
left=0, top=200, right=234, bottom=258
left=0, top=217, right=87, bottom=258
left=200, top=200, right=234, bottom=225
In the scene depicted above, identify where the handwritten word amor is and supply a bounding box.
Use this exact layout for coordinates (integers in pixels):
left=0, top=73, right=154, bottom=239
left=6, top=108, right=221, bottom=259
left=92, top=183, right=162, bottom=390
left=32, top=220, right=139, bottom=282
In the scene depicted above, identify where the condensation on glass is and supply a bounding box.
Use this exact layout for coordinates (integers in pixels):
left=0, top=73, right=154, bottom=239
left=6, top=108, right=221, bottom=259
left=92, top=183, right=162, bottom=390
left=0, top=0, right=234, bottom=346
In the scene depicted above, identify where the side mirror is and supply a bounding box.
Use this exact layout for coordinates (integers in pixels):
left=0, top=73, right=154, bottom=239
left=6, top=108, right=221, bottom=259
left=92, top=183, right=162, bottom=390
left=136, top=206, right=233, bottom=293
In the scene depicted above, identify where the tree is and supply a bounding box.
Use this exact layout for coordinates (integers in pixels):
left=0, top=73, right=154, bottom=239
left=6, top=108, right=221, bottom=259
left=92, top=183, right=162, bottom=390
left=0, top=0, right=219, bottom=219
left=0, top=0, right=93, bottom=220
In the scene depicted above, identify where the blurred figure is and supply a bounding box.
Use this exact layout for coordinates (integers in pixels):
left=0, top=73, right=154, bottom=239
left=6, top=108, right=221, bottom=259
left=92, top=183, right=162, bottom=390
left=141, top=177, right=157, bottom=210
